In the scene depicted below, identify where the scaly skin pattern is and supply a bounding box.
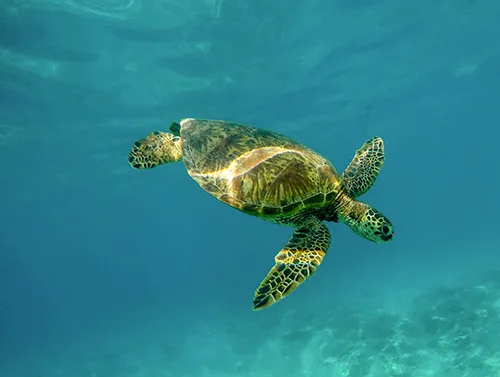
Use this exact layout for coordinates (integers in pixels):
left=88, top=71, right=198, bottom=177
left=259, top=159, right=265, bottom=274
left=253, top=213, right=331, bottom=310
left=341, top=136, right=385, bottom=199
left=128, top=131, right=182, bottom=169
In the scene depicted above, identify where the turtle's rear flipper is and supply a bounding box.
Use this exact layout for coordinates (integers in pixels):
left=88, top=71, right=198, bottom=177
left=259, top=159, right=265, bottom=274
left=341, top=136, right=384, bottom=198
left=253, top=215, right=330, bottom=310
left=128, top=131, right=182, bottom=169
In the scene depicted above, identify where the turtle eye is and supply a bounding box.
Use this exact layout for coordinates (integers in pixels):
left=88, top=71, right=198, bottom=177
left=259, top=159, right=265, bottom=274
left=382, top=225, right=390, bottom=234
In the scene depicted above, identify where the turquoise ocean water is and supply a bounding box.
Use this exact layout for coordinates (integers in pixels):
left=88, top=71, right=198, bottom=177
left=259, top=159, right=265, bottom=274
left=1, top=1, right=500, bottom=376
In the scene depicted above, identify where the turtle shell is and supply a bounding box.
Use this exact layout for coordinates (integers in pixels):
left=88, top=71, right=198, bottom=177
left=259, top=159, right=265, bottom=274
left=180, top=119, right=342, bottom=218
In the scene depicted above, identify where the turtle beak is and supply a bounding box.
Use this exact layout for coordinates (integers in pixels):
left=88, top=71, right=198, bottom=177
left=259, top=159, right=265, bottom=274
left=381, top=233, right=393, bottom=242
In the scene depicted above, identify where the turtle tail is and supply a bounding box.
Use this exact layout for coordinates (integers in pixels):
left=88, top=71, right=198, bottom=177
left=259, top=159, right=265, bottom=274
left=128, top=131, right=182, bottom=169
left=169, top=121, right=181, bottom=136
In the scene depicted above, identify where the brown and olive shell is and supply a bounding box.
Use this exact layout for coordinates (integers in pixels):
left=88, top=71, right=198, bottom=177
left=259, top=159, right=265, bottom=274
left=180, top=119, right=342, bottom=219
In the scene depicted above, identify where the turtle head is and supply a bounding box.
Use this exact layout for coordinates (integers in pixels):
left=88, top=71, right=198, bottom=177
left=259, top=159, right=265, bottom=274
left=339, top=200, right=394, bottom=243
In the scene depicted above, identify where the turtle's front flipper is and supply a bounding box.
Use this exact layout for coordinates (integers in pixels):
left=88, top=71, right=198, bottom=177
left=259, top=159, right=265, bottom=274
left=253, top=215, right=331, bottom=310
left=341, top=136, right=385, bottom=198
left=128, top=131, right=182, bottom=169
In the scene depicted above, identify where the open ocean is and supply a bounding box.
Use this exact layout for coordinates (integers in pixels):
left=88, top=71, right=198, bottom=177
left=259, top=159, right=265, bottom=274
left=1, top=1, right=500, bottom=376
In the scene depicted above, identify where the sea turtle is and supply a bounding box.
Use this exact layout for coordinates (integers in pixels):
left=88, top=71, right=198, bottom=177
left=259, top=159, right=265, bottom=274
left=128, top=118, right=394, bottom=310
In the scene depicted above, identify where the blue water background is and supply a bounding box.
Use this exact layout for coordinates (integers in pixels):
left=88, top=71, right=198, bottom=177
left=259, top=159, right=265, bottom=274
left=1, top=1, right=500, bottom=376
